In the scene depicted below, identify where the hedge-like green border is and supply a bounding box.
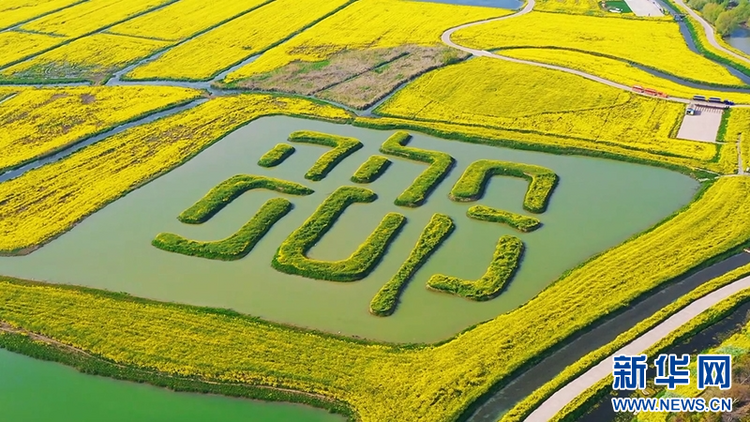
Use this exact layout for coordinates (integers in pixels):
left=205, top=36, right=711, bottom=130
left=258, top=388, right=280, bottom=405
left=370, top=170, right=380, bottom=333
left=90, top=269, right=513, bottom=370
left=450, top=159, right=559, bottom=213
left=258, top=143, right=295, bottom=168
left=427, top=235, right=524, bottom=301
left=467, top=205, right=541, bottom=232
left=350, top=155, right=391, bottom=184
left=288, top=130, right=363, bottom=181
left=177, top=175, right=313, bottom=224
left=272, top=186, right=406, bottom=282
left=379, top=131, right=455, bottom=207
left=369, top=213, right=455, bottom=316
left=152, top=197, right=292, bottom=260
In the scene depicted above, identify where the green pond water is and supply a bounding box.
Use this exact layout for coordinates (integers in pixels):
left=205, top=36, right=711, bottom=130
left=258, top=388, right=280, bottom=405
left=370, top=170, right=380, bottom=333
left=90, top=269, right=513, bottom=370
left=0, top=116, right=699, bottom=343
left=0, top=348, right=342, bottom=422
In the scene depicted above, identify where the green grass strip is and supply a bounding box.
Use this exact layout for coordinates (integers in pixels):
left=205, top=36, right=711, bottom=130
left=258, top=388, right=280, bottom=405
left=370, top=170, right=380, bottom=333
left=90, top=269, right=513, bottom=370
left=288, top=130, right=363, bottom=181
left=369, top=213, right=455, bottom=316
left=467, top=205, right=541, bottom=233
left=449, top=159, right=558, bottom=213
left=178, top=175, right=314, bottom=224
left=258, top=143, right=295, bottom=168
left=272, top=186, right=406, bottom=282
left=379, top=131, right=454, bottom=207
left=152, top=197, right=292, bottom=261
left=350, top=155, right=391, bottom=184
left=427, top=235, right=523, bottom=301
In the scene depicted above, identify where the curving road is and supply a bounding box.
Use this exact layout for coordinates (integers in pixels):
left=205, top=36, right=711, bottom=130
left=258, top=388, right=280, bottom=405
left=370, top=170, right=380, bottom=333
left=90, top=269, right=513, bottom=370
left=670, top=0, right=750, bottom=67
left=441, top=3, right=750, bottom=421
left=439, top=0, right=750, bottom=107
left=524, top=271, right=750, bottom=421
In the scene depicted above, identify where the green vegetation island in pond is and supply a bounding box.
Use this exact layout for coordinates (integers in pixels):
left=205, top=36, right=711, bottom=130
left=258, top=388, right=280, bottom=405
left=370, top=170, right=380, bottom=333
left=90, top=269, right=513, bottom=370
left=0, top=116, right=700, bottom=343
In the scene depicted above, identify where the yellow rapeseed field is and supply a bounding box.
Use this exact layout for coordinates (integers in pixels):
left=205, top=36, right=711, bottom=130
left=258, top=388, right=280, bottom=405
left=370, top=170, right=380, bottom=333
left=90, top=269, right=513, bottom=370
left=2, top=176, right=750, bottom=421
left=0, top=94, right=351, bottom=254
left=452, top=12, right=744, bottom=87
left=223, top=0, right=507, bottom=82
left=0, top=0, right=81, bottom=30
left=534, top=0, right=602, bottom=13
left=107, top=0, right=268, bottom=42
left=0, top=85, right=202, bottom=173
left=0, top=31, right=68, bottom=68
left=126, top=0, right=352, bottom=81
left=503, top=48, right=750, bottom=104
left=1, top=33, right=171, bottom=82
left=357, top=115, right=716, bottom=172
left=19, top=0, right=171, bottom=38
left=723, top=108, right=750, bottom=172
left=376, top=58, right=715, bottom=162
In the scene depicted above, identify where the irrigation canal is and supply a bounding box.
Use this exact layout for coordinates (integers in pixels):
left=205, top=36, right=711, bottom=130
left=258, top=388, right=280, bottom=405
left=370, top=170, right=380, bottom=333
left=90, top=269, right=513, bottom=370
left=461, top=252, right=750, bottom=421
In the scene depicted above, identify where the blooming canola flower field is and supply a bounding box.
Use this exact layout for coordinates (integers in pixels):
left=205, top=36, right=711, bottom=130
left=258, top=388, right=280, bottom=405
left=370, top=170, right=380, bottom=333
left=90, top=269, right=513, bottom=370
left=1, top=0, right=750, bottom=421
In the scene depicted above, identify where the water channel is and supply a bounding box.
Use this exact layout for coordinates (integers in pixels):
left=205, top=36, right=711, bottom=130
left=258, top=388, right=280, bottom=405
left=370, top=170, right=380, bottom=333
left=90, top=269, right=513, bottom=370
left=728, top=27, right=750, bottom=56
left=0, top=348, right=342, bottom=422
left=0, top=116, right=698, bottom=344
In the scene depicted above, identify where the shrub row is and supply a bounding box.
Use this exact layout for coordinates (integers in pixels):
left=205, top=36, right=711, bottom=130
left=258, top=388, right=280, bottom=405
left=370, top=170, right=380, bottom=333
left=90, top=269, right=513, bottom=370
left=467, top=205, right=541, bottom=233
left=257, top=143, right=295, bottom=168
left=287, top=130, right=363, bottom=181
left=350, top=155, right=391, bottom=184
left=369, top=213, right=455, bottom=316
left=427, top=235, right=523, bottom=301
left=378, top=131, right=455, bottom=207
left=449, top=159, right=559, bottom=213
left=153, top=198, right=292, bottom=261
left=177, top=174, right=313, bottom=224
left=272, top=186, right=406, bottom=281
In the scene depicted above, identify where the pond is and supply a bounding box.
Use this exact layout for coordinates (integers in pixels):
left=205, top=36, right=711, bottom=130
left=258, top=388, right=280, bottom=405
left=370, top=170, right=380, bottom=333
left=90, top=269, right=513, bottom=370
left=727, top=27, right=750, bottom=56
left=0, top=348, right=343, bottom=422
left=0, top=116, right=699, bottom=343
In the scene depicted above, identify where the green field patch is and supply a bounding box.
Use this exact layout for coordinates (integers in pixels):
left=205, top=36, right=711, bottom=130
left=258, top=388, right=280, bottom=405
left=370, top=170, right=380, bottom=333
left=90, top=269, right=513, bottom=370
left=379, top=131, right=454, bottom=207
left=272, top=186, right=406, bottom=282
left=258, top=143, right=296, bottom=168
left=152, top=198, right=293, bottom=261
left=369, top=213, right=454, bottom=317
left=427, top=235, right=524, bottom=301
left=601, top=0, right=632, bottom=13
left=467, top=205, right=542, bottom=233
left=350, top=155, right=391, bottom=184
left=177, top=175, right=314, bottom=224
left=450, top=159, right=558, bottom=213
left=288, top=130, right=363, bottom=181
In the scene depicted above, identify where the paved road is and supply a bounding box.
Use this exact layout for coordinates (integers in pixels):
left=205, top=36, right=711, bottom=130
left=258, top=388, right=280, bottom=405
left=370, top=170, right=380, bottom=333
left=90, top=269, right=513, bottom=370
left=440, top=0, right=750, bottom=107
left=739, top=136, right=746, bottom=175
left=525, top=270, right=750, bottom=421
left=670, top=0, right=750, bottom=67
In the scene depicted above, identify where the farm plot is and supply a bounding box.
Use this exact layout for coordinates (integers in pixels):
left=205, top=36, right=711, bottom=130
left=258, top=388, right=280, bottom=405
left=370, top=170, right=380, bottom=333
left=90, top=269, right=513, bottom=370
left=451, top=11, right=745, bottom=87
left=18, top=0, right=173, bottom=38
left=376, top=57, right=716, bottom=162
left=0, top=31, right=69, bottom=69
left=0, top=0, right=82, bottom=31
left=501, top=48, right=750, bottom=105
left=222, top=0, right=507, bottom=82
left=0, top=85, right=201, bottom=174
left=124, top=0, right=353, bottom=81
left=227, top=45, right=467, bottom=110
left=0, top=33, right=172, bottom=83
left=106, top=0, right=269, bottom=42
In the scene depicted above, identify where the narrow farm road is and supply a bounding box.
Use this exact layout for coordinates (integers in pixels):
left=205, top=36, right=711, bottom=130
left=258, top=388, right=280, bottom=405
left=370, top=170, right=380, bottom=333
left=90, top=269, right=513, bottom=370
left=440, top=0, right=750, bottom=106
left=524, top=268, right=750, bottom=421
left=670, top=0, right=750, bottom=67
